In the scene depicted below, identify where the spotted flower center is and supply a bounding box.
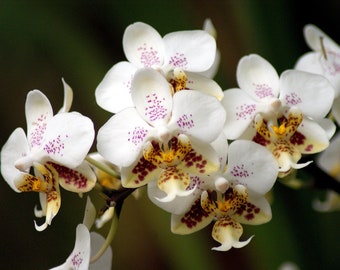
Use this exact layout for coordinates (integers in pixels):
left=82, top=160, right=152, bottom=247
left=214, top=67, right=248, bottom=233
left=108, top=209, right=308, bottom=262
left=17, top=163, right=55, bottom=193
left=169, top=68, right=187, bottom=94
left=143, top=136, right=192, bottom=168
left=271, top=122, right=287, bottom=136
left=202, top=186, right=248, bottom=218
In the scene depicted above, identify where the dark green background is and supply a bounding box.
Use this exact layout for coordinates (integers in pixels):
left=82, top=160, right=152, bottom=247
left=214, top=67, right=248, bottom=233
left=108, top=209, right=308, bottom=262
left=0, top=1, right=339, bottom=269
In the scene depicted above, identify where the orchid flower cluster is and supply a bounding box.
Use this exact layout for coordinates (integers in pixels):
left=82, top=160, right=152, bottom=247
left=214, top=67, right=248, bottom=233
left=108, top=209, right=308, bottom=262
left=1, top=20, right=339, bottom=269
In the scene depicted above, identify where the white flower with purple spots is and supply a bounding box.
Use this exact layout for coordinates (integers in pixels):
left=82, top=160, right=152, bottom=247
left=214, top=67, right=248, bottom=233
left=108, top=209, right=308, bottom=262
left=97, top=68, right=226, bottom=200
left=1, top=80, right=96, bottom=231
left=222, top=54, right=335, bottom=140
left=295, top=24, right=340, bottom=98
left=169, top=139, right=278, bottom=251
left=95, top=21, right=222, bottom=114
left=50, top=197, right=112, bottom=270
left=295, top=24, right=340, bottom=124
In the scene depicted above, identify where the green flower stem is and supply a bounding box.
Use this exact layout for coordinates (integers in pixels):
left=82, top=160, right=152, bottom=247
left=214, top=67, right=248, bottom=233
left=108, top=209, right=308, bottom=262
left=89, top=208, right=119, bottom=264
left=85, top=155, right=120, bottom=179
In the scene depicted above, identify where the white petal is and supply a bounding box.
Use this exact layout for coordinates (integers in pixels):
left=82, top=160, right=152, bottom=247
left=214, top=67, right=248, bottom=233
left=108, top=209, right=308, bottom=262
left=0, top=128, right=30, bottom=192
left=293, top=117, right=330, bottom=154
left=222, top=88, right=261, bottom=140
left=95, top=61, right=137, bottom=113
left=295, top=53, right=340, bottom=98
left=83, top=196, right=97, bottom=230
left=303, top=24, right=339, bottom=52
left=210, top=132, right=228, bottom=168
left=58, top=78, right=73, bottom=113
left=89, top=232, right=112, bottom=270
left=50, top=224, right=91, bottom=270
left=202, top=18, right=217, bottom=39
left=123, top=22, right=164, bottom=68
left=317, top=132, right=340, bottom=179
left=97, top=108, right=154, bottom=167
left=131, top=68, right=172, bottom=126
left=169, top=90, right=226, bottom=142
left=42, top=112, right=95, bottom=168
left=295, top=52, right=325, bottom=75
left=279, top=70, right=334, bottom=119
left=237, top=54, right=280, bottom=101
left=185, top=72, right=223, bottom=100
left=199, top=49, right=221, bottom=79
left=25, top=90, right=53, bottom=150
left=163, top=30, right=216, bottom=72
left=314, top=118, right=336, bottom=140
left=225, top=140, right=278, bottom=195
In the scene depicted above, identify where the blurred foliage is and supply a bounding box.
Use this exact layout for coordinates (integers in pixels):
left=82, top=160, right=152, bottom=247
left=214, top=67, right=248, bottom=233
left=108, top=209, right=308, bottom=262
left=0, top=0, right=339, bottom=269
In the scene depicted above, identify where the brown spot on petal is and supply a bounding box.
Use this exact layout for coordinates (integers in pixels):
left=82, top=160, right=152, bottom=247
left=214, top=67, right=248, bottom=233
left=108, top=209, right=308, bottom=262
left=181, top=198, right=209, bottom=228
left=48, top=162, right=88, bottom=190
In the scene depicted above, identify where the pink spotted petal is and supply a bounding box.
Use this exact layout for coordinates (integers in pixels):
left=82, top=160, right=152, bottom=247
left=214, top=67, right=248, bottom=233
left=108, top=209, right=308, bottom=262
left=177, top=137, right=220, bottom=175
left=163, top=30, right=216, bottom=73
left=95, top=61, right=137, bottom=113
left=225, top=140, right=278, bottom=195
left=237, top=54, right=280, bottom=102
left=171, top=197, right=214, bottom=234
left=280, top=70, right=334, bottom=119
left=50, top=224, right=91, bottom=270
left=41, top=112, right=95, bottom=168
left=50, top=161, right=96, bottom=193
left=25, top=90, right=53, bottom=150
left=211, top=216, right=253, bottom=251
left=222, top=88, right=262, bottom=140
left=123, top=22, right=164, bottom=68
left=295, top=53, right=340, bottom=98
left=131, top=68, right=172, bottom=127
left=169, top=90, right=226, bottom=142
left=1, top=128, right=30, bottom=191
left=97, top=108, right=155, bottom=167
